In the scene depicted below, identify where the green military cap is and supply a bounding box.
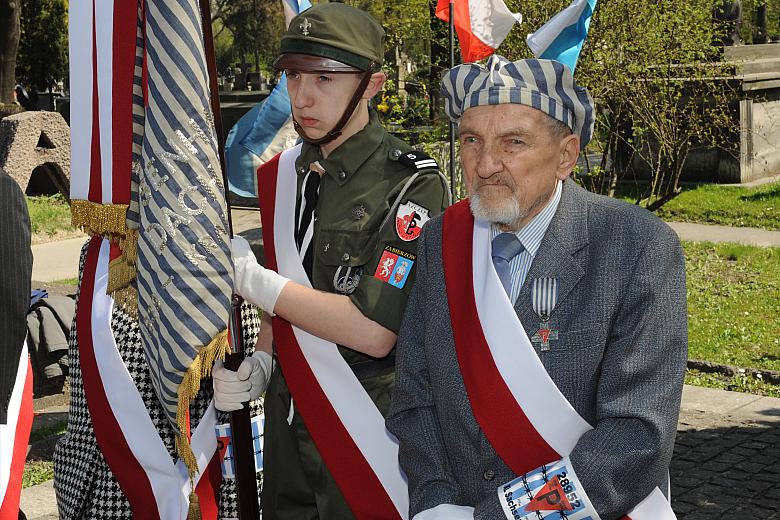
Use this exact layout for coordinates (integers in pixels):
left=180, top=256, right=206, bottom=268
left=276, top=3, right=385, bottom=73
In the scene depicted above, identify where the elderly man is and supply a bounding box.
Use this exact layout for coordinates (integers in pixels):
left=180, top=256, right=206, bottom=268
left=386, top=56, right=687, bottom=520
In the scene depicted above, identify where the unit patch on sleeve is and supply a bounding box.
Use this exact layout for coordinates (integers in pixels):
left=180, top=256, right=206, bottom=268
left=395, top=201, right=430, bottom=242
left=374, top=246, right=416, bottom=289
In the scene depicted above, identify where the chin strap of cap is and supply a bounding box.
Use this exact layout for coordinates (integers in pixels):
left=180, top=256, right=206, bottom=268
left=293, top=61, right=379, bottom=146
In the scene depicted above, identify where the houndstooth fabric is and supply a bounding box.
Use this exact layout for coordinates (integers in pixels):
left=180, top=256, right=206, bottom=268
left=54, top=242, right=263, bottom=519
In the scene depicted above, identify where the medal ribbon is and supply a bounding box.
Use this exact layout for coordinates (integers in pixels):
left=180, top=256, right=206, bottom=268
left=531, top=277, right=558, bottom=320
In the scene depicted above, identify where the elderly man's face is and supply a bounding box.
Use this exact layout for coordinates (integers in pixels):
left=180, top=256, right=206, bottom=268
left=458, top=104, right=578, bottom=230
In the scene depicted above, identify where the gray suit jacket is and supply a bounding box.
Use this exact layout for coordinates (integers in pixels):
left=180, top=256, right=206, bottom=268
left=0, top=168, right=32, bottom=424
left=386, top=180, right=688, bottom=520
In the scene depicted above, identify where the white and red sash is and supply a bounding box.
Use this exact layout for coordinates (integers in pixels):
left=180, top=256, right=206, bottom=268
left=258, top=145, right=409, bottom=519
left=0, top=342, right=33, bottom=517
left=77, top=237, right=221, bottom=520
left=442, top=201, right=676, bottom=520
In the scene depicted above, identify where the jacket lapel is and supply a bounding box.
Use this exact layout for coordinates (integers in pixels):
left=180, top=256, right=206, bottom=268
left=515, top=179, right=589, bottom=337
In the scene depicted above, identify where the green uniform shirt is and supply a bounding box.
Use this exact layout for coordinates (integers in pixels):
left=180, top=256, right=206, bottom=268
left=293, top=109, right=449, bottom=367
left=261, top=110, right=448, bottom=519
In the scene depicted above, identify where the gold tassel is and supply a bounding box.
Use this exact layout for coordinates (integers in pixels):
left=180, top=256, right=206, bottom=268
left=71, top=200, right=130, bottom=237
left=107, top=256, right=136, bottom=293
left=176, top=329, right=231, bottom=477
left=188, top=489, right=202, bottom=520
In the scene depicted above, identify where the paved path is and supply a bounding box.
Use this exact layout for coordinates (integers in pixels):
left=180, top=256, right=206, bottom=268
left=18, top=385, right=780, bottom=519
left=29, top=211, right=780, bottom=285
left=667, top=221, right=780, bottom=247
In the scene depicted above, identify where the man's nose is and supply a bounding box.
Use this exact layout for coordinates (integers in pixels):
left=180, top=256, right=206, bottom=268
left=475, top=143, right=502, bottom=179
left=292, top=76, right=314, bottom=109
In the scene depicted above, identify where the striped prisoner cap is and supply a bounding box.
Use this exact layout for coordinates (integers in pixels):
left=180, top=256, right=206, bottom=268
left=441, top=55, right=595, bottom=148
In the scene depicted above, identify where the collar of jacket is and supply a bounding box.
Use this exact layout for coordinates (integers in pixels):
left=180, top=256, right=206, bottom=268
left=297, top=108, right=385, bottom=186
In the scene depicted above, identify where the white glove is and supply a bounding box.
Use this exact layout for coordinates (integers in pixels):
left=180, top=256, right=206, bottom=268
left=212, top=350, right=273, bottom=412
left=232, top=235, right=289, bottom=315
left=412, top=504, right=474, bottom=520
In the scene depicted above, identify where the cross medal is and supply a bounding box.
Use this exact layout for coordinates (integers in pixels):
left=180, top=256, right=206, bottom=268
left=531, top=319, right=558, bottom=352
left=530, top=277, right=559, bottom=351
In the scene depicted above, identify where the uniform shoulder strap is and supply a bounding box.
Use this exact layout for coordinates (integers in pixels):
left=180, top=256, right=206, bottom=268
left=394, top=149, right=439, bottom=173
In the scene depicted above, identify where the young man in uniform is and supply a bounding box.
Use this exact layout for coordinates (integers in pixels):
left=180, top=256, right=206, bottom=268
left=386, top=56, right=687, bottom=520
left=212, top=4, right=449, bottom=519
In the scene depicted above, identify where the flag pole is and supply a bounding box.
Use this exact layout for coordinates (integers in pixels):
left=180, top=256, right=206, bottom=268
left=198, top=1, right=260, bottom=518
left=448, top=0, right=456, bottom=200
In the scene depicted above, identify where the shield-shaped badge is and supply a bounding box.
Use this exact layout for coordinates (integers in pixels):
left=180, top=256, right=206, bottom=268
left=395, top=201, right=430, bottom=242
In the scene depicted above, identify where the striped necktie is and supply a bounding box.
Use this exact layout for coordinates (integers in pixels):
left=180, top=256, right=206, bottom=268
left=492, top=232, right=525, bottom=298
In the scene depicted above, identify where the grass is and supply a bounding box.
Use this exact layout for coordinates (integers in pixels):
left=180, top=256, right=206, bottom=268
left=22, top=460, right=54, bottom=488
left=53, top=277, right=79, bottom=286
left=657, top=182, right=780, bottom=229
left=684, top=241, right=780, bottom=395
left=614, top=180, right=780, bottom=229
left=26, top=194, right=73, bottom=235
left=685, top=369, right=780, bottom=398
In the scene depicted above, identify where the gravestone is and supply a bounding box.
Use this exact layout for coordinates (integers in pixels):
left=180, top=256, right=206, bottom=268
left=0, top=111, right=70, bottom=196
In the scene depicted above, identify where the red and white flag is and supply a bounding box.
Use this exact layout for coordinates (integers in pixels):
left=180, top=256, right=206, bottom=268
left=0, top=345, right=33, bottom=519
left=436, top=0, right=522, bottom=63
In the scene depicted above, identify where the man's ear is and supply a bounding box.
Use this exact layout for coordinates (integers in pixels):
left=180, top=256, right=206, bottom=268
left=555, top=134, right=580, bottom=181
left=363, top=71, right=387, bottom=100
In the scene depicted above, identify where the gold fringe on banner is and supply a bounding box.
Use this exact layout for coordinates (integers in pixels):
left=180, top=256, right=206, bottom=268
left=119, top=229, right=138, bottom=266
left=176, top=329, right=231, bottom=478
left=71, top=200, right=130, bottom=237
left=72, top=201, right=140, bottom=312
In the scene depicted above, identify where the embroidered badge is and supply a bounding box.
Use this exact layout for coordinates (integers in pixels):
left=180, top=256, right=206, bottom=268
left=215, top=415, right=264, bottom=479
left=374, top=246, right=416, bottom=289
left=395, top=201, right=430, bottom=242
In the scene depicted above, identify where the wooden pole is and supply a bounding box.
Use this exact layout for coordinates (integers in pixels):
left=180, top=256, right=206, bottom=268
left=198, top=1, right=260, bottom=518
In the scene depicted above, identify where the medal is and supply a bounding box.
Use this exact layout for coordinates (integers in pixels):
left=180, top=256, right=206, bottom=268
left=530, top=277, right=558, bottom=352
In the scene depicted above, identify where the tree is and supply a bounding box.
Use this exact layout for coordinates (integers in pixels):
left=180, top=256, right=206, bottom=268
left=16, top=0, right=69, bottom=92
left=0, top=0, right=21, bottom=104
left=499, top=0, right=742, bottom=209
left=215, top=0, right=285, bottom=75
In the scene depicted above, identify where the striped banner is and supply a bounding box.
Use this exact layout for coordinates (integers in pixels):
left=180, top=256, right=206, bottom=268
left=69, top=0, right=136, bottom=208
left=136, top=0, right=233, bottom=461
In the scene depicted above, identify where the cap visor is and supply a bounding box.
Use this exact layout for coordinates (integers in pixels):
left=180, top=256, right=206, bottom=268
left=274, top=53, right=362, bottom=73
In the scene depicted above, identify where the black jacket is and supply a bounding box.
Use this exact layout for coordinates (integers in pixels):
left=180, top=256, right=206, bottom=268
left=0, top=168, right=32, bottom=424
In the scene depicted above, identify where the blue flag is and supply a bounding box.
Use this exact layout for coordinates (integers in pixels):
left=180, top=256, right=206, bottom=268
left=526, top=0, right=597, bottom=74
left=225, top=0, right=311, bottom=198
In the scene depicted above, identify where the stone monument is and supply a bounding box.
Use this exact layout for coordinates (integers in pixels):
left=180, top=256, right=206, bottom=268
left=0, top=111, right=71, bottom=196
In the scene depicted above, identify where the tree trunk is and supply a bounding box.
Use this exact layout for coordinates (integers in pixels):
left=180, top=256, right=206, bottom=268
left=0, top=0, right=21, bottom=104
left=755, top=2, right=768, bottom=44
